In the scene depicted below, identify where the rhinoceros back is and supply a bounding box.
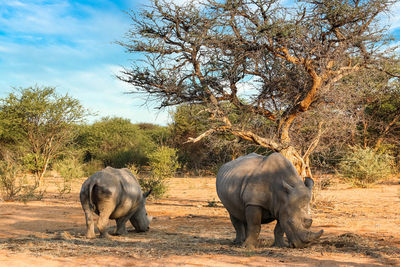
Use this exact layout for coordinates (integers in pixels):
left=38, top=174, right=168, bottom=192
left=216, top=153, right=301, bottom=221
left=84, top=167, right=143, bottom=215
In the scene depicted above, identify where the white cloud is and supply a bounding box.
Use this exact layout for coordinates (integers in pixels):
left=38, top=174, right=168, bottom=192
left=0, top=0, right=170, bottom=125
left=0, top=1, right=72, bottom=35
left=0, top=63, right=170, bottom=125
left=388, top=1, right=400, bottom=31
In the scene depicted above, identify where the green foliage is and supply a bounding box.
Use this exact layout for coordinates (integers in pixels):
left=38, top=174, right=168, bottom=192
left=148, top=146, right=179, bottom=179
left=137, top=146, right=179, bottom=199
left=126, top=163, right=159, bottom=198
left=0, top=158, right=23, bottom=200
left=54, top=157, right=84, bottom=195
left=21, top=153, right=46, bottom=175
left=0, top=153, right=45, bottom=202
left=339, top=146, right=395, bottom=187
left=137, top=175, right=166, bottom=200
left=83, top=159, right=104, bottom=177
left=76, top=117, right=158, bottom=168
left=0, top=86, right=87, bottom=187
left=170, top=104, right=272, bottom=173
left=126, top=162, right=139, bottom=176
left=136, top=123, right=172, bottom=145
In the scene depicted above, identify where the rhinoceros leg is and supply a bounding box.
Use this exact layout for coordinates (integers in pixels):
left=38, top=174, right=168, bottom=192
left=83, top=211, right=96, bottom=239
left=272, top=221, right=287, bottom=247
left=82, top=206, right=96, bottom=238
left=115, top=216, right=130, bottom=235
left=229, top=214, right=246, bottom=245
left=96, top=202, right=114, bottom=239
left=80, top=190, right=96, bottom=239
left=243, top=205, right=262, bottom=249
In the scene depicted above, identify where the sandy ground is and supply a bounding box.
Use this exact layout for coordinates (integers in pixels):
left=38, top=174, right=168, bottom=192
left=0, top=175, right=399, bottom=266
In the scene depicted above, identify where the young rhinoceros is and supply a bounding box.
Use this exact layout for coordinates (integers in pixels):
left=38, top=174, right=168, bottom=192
left=216, top=152, right=323, bottom=248
left=80, top=167, right=152, bottom=239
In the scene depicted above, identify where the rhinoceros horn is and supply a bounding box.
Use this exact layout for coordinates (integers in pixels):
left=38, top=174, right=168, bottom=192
left=287, top=219, right=323, bottom=248
left=299, top=229, right=324, bottom=243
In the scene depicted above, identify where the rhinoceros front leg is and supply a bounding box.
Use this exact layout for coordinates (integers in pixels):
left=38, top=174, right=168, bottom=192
left=243, top=205, right=262, bottom=249
left=272, top=220, right=287, bottom=247
left=115, top=216, right=130, bottom=236
left=229, top=214, right=246, bottom=245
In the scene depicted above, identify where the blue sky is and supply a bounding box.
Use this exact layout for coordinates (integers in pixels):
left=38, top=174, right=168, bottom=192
left=0, top=0, right=399, bottom=125
left=0, top=0, right=173, bottom=125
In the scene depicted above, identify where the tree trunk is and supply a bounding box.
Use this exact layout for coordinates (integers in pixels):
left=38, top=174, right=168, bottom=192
left=279, top=122, right=323, bottom=179
left=280, top=146, right=310, bottom=179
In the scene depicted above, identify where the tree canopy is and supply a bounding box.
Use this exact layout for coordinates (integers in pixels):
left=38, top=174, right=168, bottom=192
left=118, top=0, right=400, bottom=177
left=0, top=86, right=88, bottom=186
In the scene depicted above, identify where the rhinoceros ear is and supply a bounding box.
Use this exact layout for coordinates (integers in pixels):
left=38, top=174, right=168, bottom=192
left=282, top=181, right=294, bottom=194
left=304, top=177, right=314, bottom=190
left=143, top=189, right=152, bottom=198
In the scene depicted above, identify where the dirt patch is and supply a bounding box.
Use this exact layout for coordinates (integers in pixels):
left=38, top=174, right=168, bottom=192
left=0, top=176, right=399, bottom=266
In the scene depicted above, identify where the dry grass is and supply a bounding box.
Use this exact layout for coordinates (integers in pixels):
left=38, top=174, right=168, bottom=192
left=0, top=175, right=399, bottom=266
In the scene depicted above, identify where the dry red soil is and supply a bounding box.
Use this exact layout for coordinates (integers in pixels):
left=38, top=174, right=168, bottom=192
left=0, top=176, right=399, bottom=266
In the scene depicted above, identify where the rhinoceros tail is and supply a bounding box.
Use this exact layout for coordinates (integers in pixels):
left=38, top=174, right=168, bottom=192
left=88, top=182, right=96, bottom=211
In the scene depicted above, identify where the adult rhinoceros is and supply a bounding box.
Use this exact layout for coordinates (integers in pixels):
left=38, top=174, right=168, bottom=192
left=80, top=167, right=152, bottom=239
left=216, top=152, right=323, bottom=248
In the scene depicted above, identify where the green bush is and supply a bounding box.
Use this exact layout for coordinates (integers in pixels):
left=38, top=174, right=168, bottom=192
left=126, top=162, right=139, bottom=176
left=54, top=157, right=84, bottom=195
left=83, top=159, right=104, bottom=177
left=137, top=146, right=180, bottom=199
left=126, top=163, right=163, bottom=199
left=101, top=147, right=149, bottom=169
left=339, top=146, right=394, bottom=187
left=0, top=156, right=44, bottom=201
left=0, top=159, right=23, bottom=200
left=75, top=117, right=160, bottom=168
left=149, top=146, right=180, bottom=179
left=137, top=175, right=166, bottom=199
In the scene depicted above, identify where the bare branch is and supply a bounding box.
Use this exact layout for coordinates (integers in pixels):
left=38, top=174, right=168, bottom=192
left=303, top=121, right=324, bottom=160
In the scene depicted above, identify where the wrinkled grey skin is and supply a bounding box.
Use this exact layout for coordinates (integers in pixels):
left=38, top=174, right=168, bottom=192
left=216, top=153, right=323, bottom=248
left=80, top=167, right=151, bottom=239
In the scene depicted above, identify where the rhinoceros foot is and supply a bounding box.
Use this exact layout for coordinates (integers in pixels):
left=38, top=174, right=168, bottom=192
left=100, top=231, right=112, bottom=239
left=233, top=239, right=244, bottom=246
left=243, top=238, right=258, bottom=249
left=114, top=227, right=128, bottom=236
left=272, top=239, right=288, bottom=248
left=85, top=232, right=96, bottom=239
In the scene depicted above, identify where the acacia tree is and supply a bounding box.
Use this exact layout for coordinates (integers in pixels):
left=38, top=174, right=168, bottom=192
left=118, top=0, right=399, bottom=177
left=347, top=67, right=400, bottom=151
left=0, top=86, right=87, bottom=188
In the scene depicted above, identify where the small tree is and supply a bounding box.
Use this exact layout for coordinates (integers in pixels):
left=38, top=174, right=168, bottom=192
left=0, top=86, right=88, bottom=189
left=149, top=146, right=180, bottom=178
left=139, top=146, right=179, bottom=198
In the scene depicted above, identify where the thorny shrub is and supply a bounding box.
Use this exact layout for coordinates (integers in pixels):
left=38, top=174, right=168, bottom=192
left=0, top=159, right=23, bottom=200
left=339, top=146, right=394, bottom=187
left=54, top=157, right=84, bottom=195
